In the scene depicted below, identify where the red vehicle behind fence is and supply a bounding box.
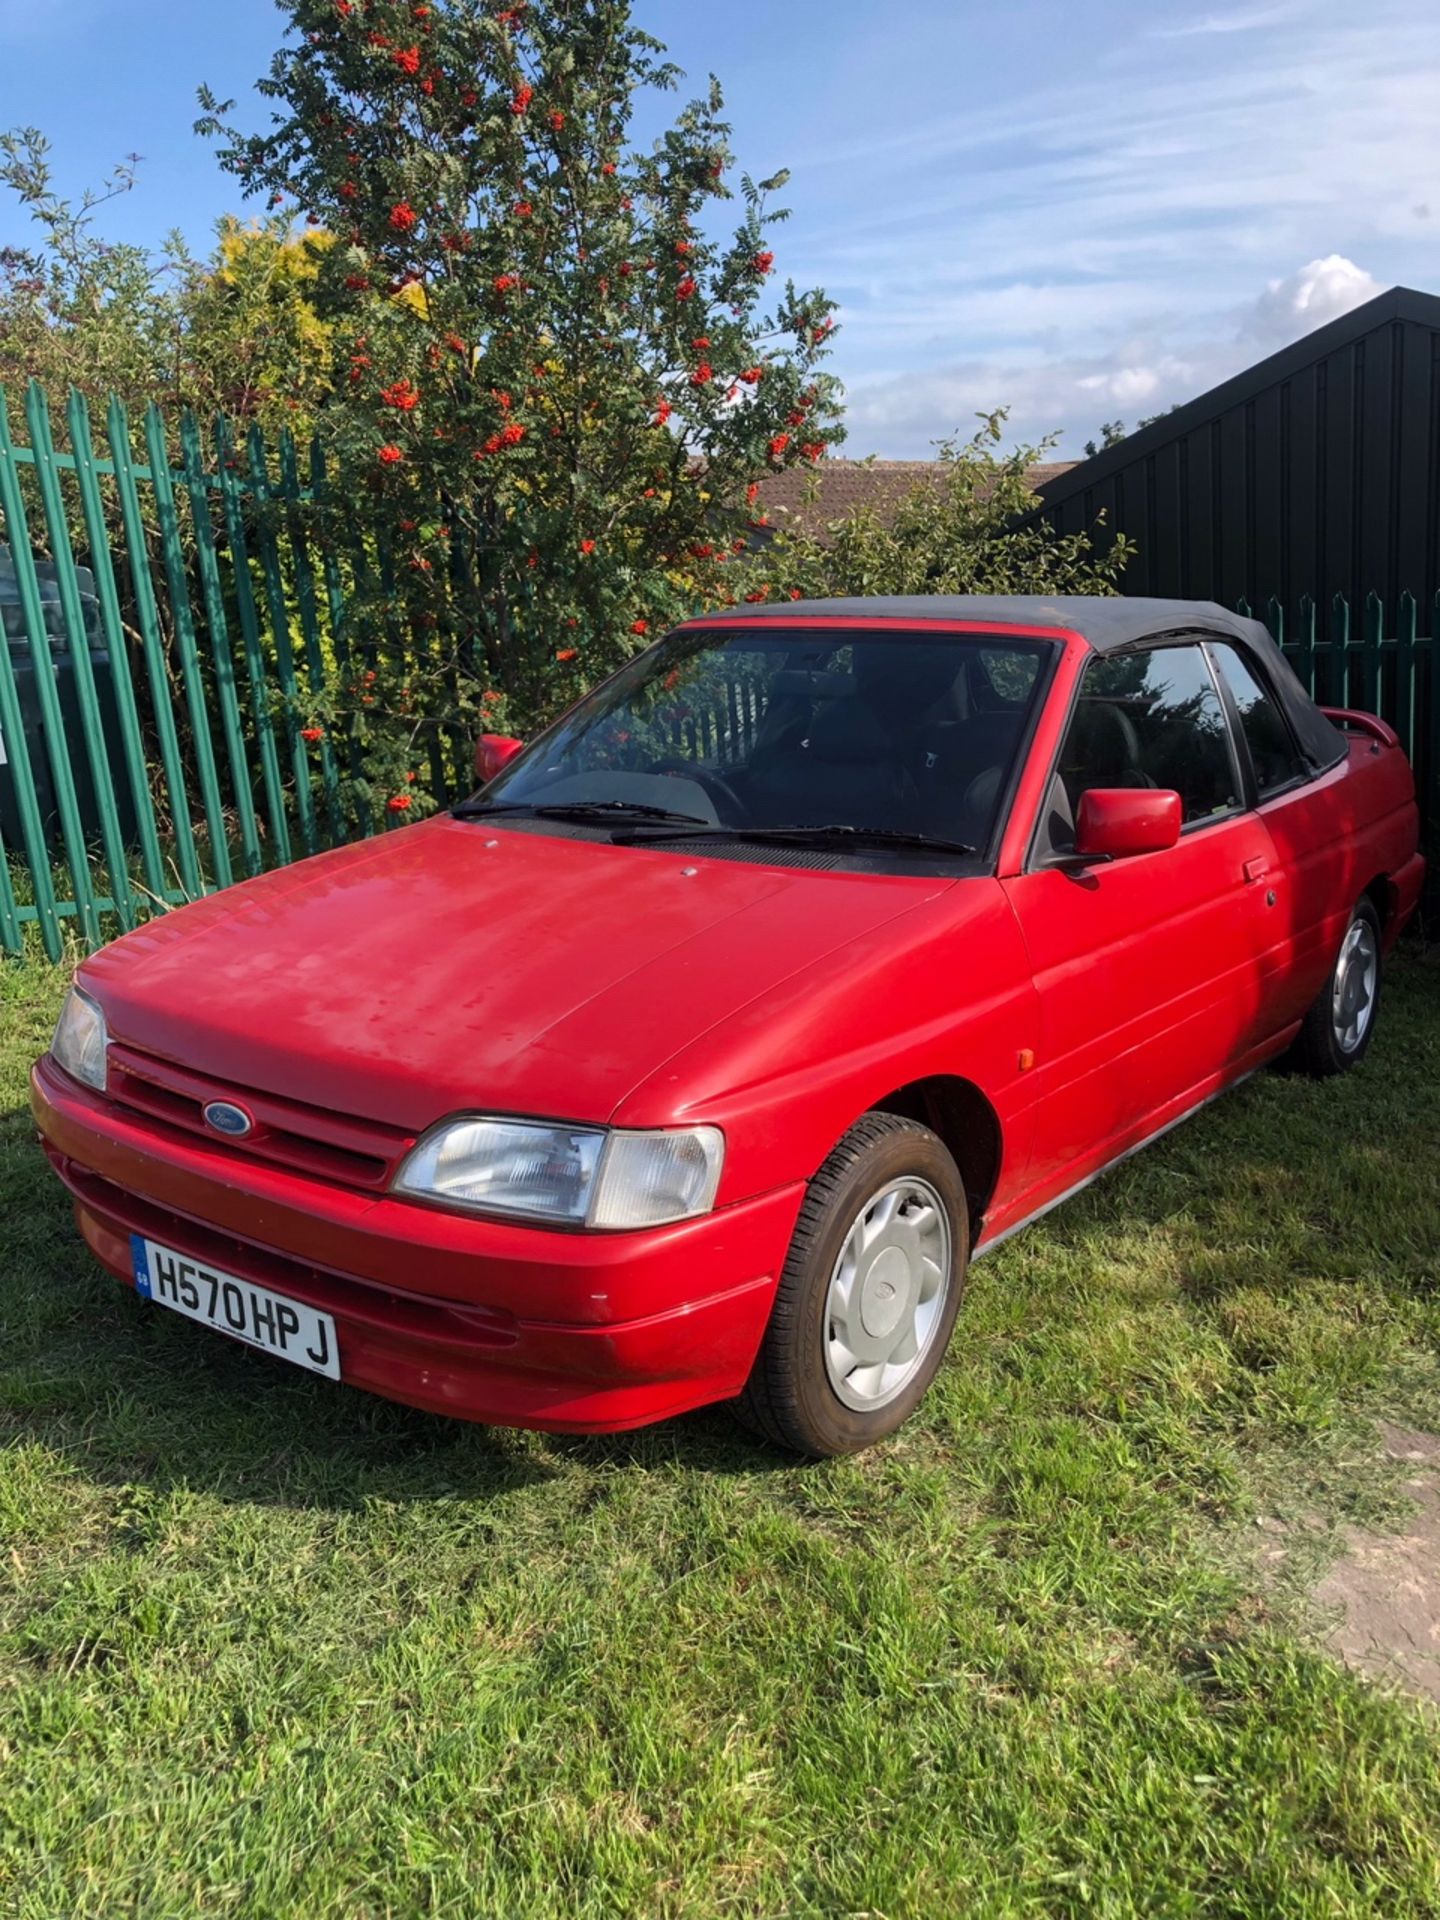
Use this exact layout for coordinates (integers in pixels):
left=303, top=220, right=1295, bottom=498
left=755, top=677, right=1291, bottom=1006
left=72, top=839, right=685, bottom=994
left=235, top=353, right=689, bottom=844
left=33, top=597, right=1424, bottom=1454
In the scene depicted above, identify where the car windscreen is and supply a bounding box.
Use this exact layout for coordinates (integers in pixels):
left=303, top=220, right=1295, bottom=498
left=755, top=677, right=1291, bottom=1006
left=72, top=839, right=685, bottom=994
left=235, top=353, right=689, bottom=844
left=478, top=626, right=1055, bottom=856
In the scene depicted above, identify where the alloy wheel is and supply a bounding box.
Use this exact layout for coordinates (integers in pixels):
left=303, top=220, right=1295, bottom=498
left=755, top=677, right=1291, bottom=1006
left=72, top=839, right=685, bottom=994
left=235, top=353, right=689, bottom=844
left=823, top=1176, right=952, bottom=1411
left=1331, top=916, right=1378, bottom=1054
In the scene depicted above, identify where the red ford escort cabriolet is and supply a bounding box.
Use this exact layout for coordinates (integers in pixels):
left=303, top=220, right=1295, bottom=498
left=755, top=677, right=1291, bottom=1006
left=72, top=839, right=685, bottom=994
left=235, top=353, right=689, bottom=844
left=33, top=597, right=1424, bottom=1454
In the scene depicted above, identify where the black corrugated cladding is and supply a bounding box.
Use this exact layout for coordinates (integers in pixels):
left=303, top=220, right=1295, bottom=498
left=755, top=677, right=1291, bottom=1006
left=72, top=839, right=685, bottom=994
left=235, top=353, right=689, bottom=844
left=1036, top=287, right=1440, bottom=616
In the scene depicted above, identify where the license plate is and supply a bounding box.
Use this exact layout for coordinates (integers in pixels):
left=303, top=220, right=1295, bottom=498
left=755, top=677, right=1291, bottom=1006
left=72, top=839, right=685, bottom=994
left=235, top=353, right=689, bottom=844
left=129, top=1234, right=340, bottom=1381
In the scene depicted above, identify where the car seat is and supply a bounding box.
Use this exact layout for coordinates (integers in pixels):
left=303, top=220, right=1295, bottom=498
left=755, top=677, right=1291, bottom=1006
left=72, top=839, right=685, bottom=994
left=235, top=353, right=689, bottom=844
left=743, top=694, right=924, bottom=828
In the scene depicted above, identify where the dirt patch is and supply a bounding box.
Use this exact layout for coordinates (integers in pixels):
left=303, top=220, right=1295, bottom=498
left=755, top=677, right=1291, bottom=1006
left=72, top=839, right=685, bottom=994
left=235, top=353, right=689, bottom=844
left=1313, top=1422, right=1440, bottom=1705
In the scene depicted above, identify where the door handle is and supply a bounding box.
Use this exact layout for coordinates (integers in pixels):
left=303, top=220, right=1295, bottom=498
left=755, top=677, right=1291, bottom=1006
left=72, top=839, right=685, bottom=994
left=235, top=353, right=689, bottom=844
left=1243, top=856, right=1269, bottom=884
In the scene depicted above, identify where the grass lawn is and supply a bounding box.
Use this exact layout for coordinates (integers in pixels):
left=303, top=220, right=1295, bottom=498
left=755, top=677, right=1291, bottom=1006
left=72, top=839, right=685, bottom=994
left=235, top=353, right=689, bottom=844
left=3, top=949, right=1440, bottom=1918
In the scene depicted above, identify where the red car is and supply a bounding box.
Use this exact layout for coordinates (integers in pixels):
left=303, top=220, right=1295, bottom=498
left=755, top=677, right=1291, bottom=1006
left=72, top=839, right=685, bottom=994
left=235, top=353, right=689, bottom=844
left=33, top=597, right=1424, bottom=1455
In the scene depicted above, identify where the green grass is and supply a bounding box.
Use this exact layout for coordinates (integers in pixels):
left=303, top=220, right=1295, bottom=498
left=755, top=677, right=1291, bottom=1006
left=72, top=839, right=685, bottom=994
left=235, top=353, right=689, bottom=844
left=3, top=950, right=1440, bottom=1918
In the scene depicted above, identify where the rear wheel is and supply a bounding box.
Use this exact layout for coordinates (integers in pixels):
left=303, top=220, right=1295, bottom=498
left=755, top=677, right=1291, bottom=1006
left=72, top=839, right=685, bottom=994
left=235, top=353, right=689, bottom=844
left=1289, top=896, right=1382, bottom=1076
left=736, top=1112, right=968, bottom=1457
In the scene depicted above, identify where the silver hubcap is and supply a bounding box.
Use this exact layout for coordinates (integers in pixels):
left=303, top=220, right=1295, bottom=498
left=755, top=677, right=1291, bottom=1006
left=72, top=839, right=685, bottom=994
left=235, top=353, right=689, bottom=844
left=824, top=1176, right=953, bottom=1411
left=1331, top=917, right=1378, bottom=1053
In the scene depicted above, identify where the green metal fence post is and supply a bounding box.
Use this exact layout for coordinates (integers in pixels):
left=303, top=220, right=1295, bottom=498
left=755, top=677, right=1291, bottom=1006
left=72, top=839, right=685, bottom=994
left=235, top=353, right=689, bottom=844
left=1264, top=596, right=1283, bottom=645
left=277, top=431, right=344, bottom=846
left=1296, top=595, right=1317, bottom=697
left=0, top=819, right=23, bottom=958
left=0, top=404, right=63, bottom=959
left=0, top=390, right=101, bottom=946
left=342, top=521, right=379, bottom=682
left=1362, top=591, right=1384, bottom=716
left=179, top=410, right=262, bottom=877
left=374, top=535, right=409, bottom=678
left=214, top=417, right=292, bottom=869
left=245, top=426, right=318, bottom=857
left=0, top=639, right=62, bottom=957
left=105, top=398, right=204, bottom=902
left=1332, top=593, right=1352, bottom=707
left=1395, top=591, right=1417, bottom=766
left=67, top=389, right=168, bottom=908
left=309, top=438, right=369, bottom=834
left=24, top=383, right=135, bottom=931
left=370, top=532, right=449, bottom=801
left=143, top=405, right=232, bottom=889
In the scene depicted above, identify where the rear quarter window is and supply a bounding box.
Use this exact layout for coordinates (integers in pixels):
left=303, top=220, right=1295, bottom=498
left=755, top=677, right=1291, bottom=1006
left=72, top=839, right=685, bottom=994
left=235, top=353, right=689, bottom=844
left=1209, top=642, right=1309, bottom=796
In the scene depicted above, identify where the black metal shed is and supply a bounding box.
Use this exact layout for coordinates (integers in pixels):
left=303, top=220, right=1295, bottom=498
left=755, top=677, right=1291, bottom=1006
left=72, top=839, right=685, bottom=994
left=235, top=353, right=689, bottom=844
left=1036, top=286, right=1440, bottom=615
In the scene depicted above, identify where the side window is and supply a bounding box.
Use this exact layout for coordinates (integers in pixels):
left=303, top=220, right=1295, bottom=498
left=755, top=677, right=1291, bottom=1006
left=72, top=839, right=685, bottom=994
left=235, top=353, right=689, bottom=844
left=1050, top=643, right=1240, bottom=848
left=1209, top=642, right=1309, bottom=796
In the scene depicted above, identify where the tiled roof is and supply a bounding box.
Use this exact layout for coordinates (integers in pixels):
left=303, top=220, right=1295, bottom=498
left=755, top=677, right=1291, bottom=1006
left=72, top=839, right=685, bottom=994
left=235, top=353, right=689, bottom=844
left=752, top=459, right=1078, bottom=541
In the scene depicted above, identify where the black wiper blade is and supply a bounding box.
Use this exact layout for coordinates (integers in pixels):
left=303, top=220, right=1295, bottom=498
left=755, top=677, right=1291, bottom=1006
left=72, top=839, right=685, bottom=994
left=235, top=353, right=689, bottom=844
left=453, top=798, right=711, bottom=826
left=616, top=822, right=979, bottom=857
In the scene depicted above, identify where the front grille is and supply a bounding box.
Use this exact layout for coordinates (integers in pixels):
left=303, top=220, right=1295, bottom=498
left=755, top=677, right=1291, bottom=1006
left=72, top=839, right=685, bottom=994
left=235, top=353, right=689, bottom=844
left=106, top=1042, right=414, bottom=1192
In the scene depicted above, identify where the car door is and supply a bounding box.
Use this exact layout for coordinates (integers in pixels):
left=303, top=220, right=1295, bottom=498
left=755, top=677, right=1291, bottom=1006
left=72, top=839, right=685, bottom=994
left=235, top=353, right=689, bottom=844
left=1001, top=640, right=1283, bottom=1208
left=1205, top=638, right=1347, bottom=1029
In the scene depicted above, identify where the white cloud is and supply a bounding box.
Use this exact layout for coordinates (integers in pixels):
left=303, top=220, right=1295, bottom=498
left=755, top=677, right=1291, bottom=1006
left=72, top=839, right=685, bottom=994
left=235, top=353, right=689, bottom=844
left=1241, top=254, right=1383, bottom=342
left=838, top=255, right=1392, bottom=458
left=841, top=345, right=1195, bottom=459
left=780, top=0, right=1438, bottom=459
left=1078, top=364, right=1168, bottom=407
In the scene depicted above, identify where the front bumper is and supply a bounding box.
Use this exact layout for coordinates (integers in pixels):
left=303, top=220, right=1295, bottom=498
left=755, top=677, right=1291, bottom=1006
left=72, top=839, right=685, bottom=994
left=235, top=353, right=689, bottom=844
left=31, top=1057, right=803, bottom=1432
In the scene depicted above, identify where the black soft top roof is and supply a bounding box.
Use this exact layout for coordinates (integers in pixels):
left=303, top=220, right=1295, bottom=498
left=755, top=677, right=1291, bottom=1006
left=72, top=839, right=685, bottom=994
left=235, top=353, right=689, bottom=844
left=701, top=594, right=1347, bottom=773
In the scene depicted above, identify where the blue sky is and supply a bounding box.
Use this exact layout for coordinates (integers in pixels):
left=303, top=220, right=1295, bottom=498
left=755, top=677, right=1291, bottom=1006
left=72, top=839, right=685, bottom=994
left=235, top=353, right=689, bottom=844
left=2, top=0, right=1436, bottom=456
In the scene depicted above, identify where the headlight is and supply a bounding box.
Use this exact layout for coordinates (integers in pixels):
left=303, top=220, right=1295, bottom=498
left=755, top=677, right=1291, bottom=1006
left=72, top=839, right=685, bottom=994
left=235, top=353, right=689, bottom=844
left=396, top=1118, right=605, bottom=1223
left=393, top=1117, right=724, bottom=1229
left=51, top=985, right=109, bottom=1092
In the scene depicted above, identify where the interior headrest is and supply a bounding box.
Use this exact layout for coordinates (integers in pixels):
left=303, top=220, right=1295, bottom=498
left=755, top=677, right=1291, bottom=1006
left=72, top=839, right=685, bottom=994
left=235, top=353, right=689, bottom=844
left=808, top=696, right=894, bottom=764
left=1065, top=700, right=1139, bottom=775
left=854, top=643, right=961, bottom=720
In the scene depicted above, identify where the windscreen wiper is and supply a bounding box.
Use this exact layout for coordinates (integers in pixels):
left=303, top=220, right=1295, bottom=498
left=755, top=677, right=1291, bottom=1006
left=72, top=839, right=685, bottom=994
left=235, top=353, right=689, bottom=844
left=615, top=822, right=979, bottom=857
left=452, top=797, right=712, bottom=827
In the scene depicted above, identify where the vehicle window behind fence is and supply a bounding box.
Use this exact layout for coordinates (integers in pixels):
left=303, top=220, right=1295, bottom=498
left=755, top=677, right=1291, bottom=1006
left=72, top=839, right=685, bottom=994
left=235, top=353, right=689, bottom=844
left=493, top=628, right=1053, bottom=849
left=547, top=640, right=855, bottom=773
left=1209, top=642, right=1309, bottom=795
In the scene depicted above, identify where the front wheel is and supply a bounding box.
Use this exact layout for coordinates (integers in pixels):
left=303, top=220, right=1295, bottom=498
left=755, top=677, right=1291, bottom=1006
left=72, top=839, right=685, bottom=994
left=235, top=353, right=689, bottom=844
left=1289, top=896, right=1383, bottom=1076
left=736, top=1112, right=968, bottom=1457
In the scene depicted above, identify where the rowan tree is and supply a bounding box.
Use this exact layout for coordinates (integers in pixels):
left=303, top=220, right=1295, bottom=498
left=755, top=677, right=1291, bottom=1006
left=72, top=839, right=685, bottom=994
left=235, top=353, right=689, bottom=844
left=198, top=0, right=843, bottom=741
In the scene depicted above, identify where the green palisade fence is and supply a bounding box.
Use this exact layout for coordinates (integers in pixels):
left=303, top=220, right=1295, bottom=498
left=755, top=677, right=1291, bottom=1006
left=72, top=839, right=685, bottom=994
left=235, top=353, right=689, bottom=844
left=0, top=379, right=478, bottom=962
left=2, top=377, right=1439, bottom=962
left=1239, top=593, right=1439, bottom=876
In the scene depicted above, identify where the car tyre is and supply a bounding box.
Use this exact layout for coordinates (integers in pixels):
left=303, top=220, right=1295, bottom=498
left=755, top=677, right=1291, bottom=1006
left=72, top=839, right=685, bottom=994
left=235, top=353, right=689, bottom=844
left=1288, top=895, right=1383, bottom=1077
left=736, top=1112, right=968, bottom=1457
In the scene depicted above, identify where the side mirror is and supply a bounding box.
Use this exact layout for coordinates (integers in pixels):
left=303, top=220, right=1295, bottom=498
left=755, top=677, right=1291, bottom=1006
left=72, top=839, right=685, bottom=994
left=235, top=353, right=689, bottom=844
left=1075, top=788, right=1182, bottom=859
left=475, top=733, right=524, bottom=784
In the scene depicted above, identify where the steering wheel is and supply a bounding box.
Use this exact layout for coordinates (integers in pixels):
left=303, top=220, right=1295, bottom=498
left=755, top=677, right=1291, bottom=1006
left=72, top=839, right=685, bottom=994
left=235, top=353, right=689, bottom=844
left=652, top=758, right=745, bottom=816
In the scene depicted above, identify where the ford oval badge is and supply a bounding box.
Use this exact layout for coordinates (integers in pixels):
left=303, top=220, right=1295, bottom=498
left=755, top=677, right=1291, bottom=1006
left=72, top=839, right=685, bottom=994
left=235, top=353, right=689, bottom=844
left=203, top=1100, right=254, bottom=1139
